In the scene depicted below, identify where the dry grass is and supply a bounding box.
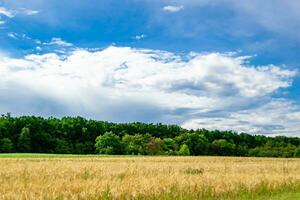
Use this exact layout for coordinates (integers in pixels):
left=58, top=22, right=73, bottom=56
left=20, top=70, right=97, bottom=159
left=0, top=156, right=300, bottom=199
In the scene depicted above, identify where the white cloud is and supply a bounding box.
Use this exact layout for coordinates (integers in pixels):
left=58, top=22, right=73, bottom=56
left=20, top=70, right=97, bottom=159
left=163, top=5, right=184, bottom=13
left=44, top=38, right=73, bottom=47
left=19, top=8, right=39, bottom=16
left=0, top=46, right=298, bottom=135
left=0, top=7, right=39, bottom=25
left=0, top=7, right=14, bottom=18
left=0, top=7, right=39, bottom=18
left=7, top=32, right=18, bottom=39
left=182, top=100, right=300, bottom=136
left=6, top=32, right=32, bottom=41
left=134, top=34, right=147, bottom=40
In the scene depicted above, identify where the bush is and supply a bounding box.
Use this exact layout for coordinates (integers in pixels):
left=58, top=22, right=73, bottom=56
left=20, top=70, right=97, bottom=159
left=55, top=139, right=72, bottom=154
left=184, top=167, right=204, bottom=175
left=0, top=138, right=13, bottom=153
left=163, top=138, right=178, bottom=153
left=212, top=139, right=236, bottom=156
left=294, top=147, right=300, bottom=157
left=122, top=134, right=146, bottom=155
left=145, top=138, right=164, bottom=155
left=95, top=131, right=122, bottom=155
left=178, top=144, right=190, bottom=156
left=18, top=127, right=31, bottom=152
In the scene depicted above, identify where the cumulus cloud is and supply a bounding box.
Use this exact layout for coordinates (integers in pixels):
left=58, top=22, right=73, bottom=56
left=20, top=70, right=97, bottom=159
left=163, top=5, right=184, bottom=13
left=0, top=46, right=298, bottom=135
left=43, top=38, right=73, bottom=47
left=182, top=100, right=300, bottom=136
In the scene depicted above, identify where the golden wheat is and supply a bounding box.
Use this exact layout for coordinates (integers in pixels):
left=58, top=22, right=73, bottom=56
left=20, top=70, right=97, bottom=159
left=0, top=156, right=300, bottom=199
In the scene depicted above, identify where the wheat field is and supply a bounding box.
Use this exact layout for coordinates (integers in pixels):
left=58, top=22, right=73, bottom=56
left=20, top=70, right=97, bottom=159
left=0, top=155, right=300, bottom=200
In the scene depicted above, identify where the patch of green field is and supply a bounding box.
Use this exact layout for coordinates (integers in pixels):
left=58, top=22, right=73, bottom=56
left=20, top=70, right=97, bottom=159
left=160, top=184, right=300, bottom=200
left=235, top=191, right=300, bottom=200
left=265, top=192, right=300, bottom=200
left=0, top=153, right=102, bottom=158
left=0, top=153, right=145, bottom=158
left=231, top=192, right=300, bottom=200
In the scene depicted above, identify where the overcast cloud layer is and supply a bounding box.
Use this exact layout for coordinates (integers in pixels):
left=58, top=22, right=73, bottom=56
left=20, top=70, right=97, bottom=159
left=0, top=46, right=299, bottom=135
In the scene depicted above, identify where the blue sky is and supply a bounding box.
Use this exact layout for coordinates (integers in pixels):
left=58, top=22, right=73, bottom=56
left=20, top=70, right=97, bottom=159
left=1, top=0, right=300, bottom=135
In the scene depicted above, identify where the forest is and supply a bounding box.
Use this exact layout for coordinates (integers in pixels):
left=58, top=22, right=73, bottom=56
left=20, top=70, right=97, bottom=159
left=0, top=114, right=300, bottom=157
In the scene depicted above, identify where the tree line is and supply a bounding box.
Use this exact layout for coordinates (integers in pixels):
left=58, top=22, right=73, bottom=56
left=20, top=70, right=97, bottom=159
left=0, top=114, right=300, bottom=157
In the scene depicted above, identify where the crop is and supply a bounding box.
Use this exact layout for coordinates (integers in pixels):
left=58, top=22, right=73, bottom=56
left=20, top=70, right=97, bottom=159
left=0, top=156, right=300, bottom=199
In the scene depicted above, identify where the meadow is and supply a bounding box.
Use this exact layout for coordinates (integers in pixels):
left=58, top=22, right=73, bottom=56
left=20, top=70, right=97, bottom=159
left=0, top=155, right=300, bottom=200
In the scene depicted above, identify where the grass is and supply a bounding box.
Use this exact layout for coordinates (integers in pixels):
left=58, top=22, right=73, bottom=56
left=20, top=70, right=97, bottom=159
left=0, top=153, right=143, bottom=158
left=0, top=154, right=300, bottom=199
left=0, top=153, right=101, bottom=158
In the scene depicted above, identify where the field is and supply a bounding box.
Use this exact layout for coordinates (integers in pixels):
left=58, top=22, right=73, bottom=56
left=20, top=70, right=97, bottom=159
left=0, top=154, right=300, bottom=200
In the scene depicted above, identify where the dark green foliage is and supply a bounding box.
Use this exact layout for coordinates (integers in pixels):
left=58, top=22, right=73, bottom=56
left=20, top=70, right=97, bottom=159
left=163, top=138, right=178, bottom=155
left=175, top=132, right=208, bottom=155
left=0, top=114, right=300, bottom=157
left=248, top=145, right=298, bottom=158
left=95, top=131, right=122, bottom=155
left=145, top=137, right=164, bottom=155
left=55, top=139, right=72, bottom=154
left=0, top=138, right=13, bottom=152
left=122, top=134, right=147, bottom=155
left=18, top=127, right=31, bottom=152
left=294, top=147, right=300, bottom=157
left=212, top=139, right=236, bottom=156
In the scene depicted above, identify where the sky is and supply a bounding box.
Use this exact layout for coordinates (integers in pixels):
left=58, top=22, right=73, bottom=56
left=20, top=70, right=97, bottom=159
left=0, top=0, right=300, bottom=136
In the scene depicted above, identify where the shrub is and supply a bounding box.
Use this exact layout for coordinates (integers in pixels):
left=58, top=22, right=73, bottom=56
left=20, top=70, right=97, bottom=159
left=18, top=127, right=31, bottom=152
left=184, top=167, right=204, bottom=175
left=145, top=138, right=164, bottom=155
left=0, top=138, right=13, bottom=153
left=294, top=147, right=300, bottom=157
left=95, top=131, right=122, bottom=155
left=55, top=139, right=72, bottom=154
left=178, top=144, right=190, bottom=156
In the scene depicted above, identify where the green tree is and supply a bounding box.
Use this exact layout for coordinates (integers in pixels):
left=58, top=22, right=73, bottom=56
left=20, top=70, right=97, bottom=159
left=95, top=131, right=122, bottom=155
left=74, top=141, right=95, bottom=154
left=294, top=147, right=300, bottom=157
left=0, top=115, right=299, bottom=157
left=236, top=145, right=248, bottom=156
left=31, top=132, right=55, bottom=153
left=18, top=127, right=31, bottom=152
left=175, top=133, right=209, bottom=155
left=122, top=134, right=146, bottom=155
left=0, top=138, right=13, bottom=153
left=55, top=139, right=72, bottom=154
left=145, top=137, right=164, bottom=155
left=212, top=139, right=236, bottom=156
left=163, top=138, right=178, bottom=155
left=178, top=144, right=190, bottom=156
